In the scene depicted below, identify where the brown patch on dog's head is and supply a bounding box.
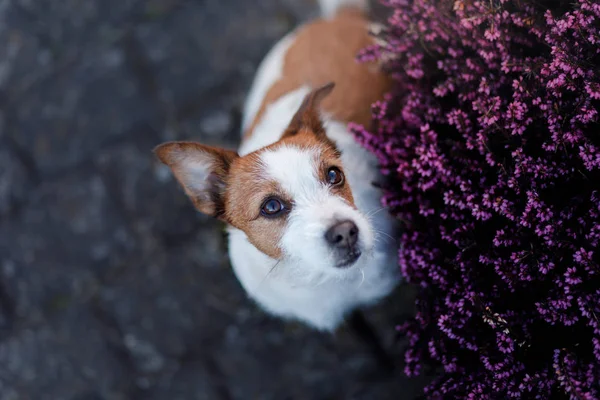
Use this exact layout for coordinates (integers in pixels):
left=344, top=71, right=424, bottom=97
left=223, top=153, right=289, bottom=259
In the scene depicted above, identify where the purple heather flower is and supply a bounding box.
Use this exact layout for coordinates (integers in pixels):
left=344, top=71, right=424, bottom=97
left=353, top=0, right=600, bottom=397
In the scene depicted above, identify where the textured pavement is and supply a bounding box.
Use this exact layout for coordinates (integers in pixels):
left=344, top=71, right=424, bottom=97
left=0, top=0, right=426, bottom=398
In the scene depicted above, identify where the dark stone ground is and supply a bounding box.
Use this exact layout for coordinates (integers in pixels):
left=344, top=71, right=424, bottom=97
left=0, top=0, right=428, bottom=398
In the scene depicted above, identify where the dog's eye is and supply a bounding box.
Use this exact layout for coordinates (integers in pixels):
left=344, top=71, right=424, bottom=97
left=327, top=167, right=344, bottom=185
left=261, top=198, right=284, bottom=217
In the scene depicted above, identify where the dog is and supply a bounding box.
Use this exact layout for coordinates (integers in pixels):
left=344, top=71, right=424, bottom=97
left=155, top=0, right=399, bottom=332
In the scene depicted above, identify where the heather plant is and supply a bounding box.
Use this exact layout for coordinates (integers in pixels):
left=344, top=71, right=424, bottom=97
left=353, top=0, right=600, bottom=398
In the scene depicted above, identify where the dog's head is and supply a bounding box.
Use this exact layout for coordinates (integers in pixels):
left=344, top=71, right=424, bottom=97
left=155, top=83, right=374, bottom=272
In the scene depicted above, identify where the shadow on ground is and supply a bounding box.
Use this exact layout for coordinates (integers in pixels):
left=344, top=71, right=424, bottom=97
left=0, top=0, right=428, bottom=398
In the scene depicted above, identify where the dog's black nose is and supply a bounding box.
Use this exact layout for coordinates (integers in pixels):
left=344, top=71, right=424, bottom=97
left=325, top=220, right=359, bottom=248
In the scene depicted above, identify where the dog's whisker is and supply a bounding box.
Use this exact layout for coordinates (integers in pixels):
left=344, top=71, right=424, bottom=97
left=372, top=234, right=388, bottom=245
left=366, top=207, right=383, bottom=217
left=255, top=260, right=281, bottom=291
left=366, top=207, right=387, bottom=218
left=373, top=228, right=395, bottom=243
left=377, top=235, right=392, bottom=244
left=358, top=268, right=366, bottom=288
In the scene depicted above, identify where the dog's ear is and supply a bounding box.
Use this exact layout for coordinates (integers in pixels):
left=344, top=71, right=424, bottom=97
left=283, top=82, right=335, bottom=138
left=154, top=141, right=238, bottom=218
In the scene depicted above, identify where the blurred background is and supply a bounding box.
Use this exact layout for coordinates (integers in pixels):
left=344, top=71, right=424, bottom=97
left=0, top=0, right=425, bottom=398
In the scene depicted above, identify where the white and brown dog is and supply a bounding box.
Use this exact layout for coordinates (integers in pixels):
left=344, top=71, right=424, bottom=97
left=155, top=0, right=399, bottom=331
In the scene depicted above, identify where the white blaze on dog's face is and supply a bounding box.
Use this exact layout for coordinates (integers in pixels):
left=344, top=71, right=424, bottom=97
left=155, top=83, right=375, bottom=272
left=258, top=139, right=374, bottom=271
